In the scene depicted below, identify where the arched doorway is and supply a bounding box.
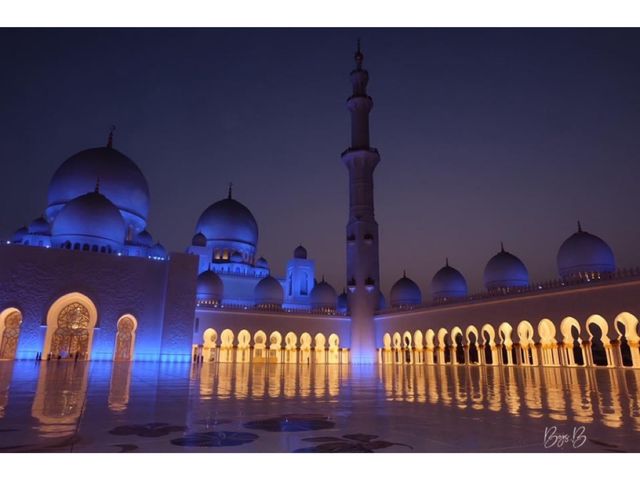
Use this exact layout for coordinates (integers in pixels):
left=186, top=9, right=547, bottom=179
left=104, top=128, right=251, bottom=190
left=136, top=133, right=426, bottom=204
left=113, top=315, right=137, bottom=361
left=44, top=293, right=97, bottom=360
left=614, top=312, right=640, bottom=367
left=0, top=309, right=23, bottom=360
left=202, top=328, right=218, bottom=362
left=451, top=327, right=465, bottom=365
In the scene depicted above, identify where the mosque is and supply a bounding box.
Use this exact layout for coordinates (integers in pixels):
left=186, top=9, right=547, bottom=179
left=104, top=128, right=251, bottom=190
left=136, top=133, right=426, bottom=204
left=1, top=44, right=640, bottom=369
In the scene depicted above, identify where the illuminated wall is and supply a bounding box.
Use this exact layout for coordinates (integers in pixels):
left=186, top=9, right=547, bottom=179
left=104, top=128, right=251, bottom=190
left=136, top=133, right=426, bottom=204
left=0, top=244, right=198, bottom=361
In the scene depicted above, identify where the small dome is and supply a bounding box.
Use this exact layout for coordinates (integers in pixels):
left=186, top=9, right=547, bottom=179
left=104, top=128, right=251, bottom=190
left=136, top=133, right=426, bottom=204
left=254, top=275, right=284, bottom=307
left=557, top=223, right=615, bottom=280
left=11, top=226, right=27, bottom=243
left=484, top=244, right=529, bottom=291
left=28, top=216, right=50, bottom=235
left=230, top=251, right=243, bottom=263
left=390, top=272, right=422, bottom=308
left=135, top=230, right=153, bottom=247
left=256, top=256, right=269, bottom=268
left=310, top=278, right=337, bottom=311
left=196, top=270, right=223, bottom=303
left=337, top=289, right=348, bottom=314
left=196, top=195, right=258, bottom=247
left=46, top=145, right=150, bottom=232
left=150, top=243, right=167, bottom=258
left=51, top=190, right=126, bottom=246
left=294, top=245, right=307, bottom=259
left=431, top=260, right=468, bottom=301
left=192, top=232, right=206, bottom=247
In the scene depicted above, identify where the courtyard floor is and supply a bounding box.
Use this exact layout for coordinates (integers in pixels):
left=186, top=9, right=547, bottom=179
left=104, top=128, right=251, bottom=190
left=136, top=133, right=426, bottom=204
left=0, top=360, right=639, bottom=452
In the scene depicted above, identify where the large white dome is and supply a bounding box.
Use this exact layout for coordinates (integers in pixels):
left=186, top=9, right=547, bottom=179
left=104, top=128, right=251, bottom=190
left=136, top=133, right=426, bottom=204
left=46, top=144, right=150, bottom=233
left=51, top=190, right=126, bottom=249
left=431, top=260, right=468, bottom=301
left=390, top=272, right=422, bottom=308
left=557, top=223, right=616, bottom=280
left=310, top=278, right=338, bottom=311
left=254, top=275, right=284, bottom=308
left=196, top=194, right=258, bottom=248
left=196, top=270, right=224, bottom=303
left=483, top=244, right=529, bottom=291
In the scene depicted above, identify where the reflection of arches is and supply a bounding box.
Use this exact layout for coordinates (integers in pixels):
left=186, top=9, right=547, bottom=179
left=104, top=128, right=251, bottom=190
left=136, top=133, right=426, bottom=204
left=236, top=329, right=251, bottom=363
left=381, top=332, right=392, bottom=365
left=328, top=333, right=340, bottom=364
left=113, top=315, right=137, bottom=361
left=253, top=330, right=267, bottom=362
left=203, top=328, right=218, bottom=362
left=0, top=308, right=23, bottom=360
left=537, top=319, right=559, bottom=366
left=614, top=312, right=640, bottom=368
left=285, top=331, right=298, bottom=364
left=44, top=293, right=98, bottom=360
left=465, top=326, right=480, bottom=365
left=299, top=332, right=312, bottom=365
left=497, top=322, right=513, bottom=365
left=392, top=332, right=402, bottom=364
left=560, top=317, right=584, bottom=367
left=219, top=328, right=234, bottom=363
left=269, top=331, right=282, bottom=363
left=314, top=333, right=326, bottom=364
left=517, top=320, right=537, bottom=366
left=450, top=327, right=464, bottom=364
left=481, top=324, right=497, bottom=366
left=586, top=315, right=613, bottom=367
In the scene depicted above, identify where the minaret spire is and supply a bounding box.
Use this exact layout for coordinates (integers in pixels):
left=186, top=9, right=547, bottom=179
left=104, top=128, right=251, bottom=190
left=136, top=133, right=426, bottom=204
left=107, top=125, right=115, bottom=148
left=343, top=40, right=381, bottom=364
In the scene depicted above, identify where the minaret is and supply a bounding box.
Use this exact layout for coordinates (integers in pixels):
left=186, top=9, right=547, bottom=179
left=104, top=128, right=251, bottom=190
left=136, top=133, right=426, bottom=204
left=342, top=41, right=381, bottom=364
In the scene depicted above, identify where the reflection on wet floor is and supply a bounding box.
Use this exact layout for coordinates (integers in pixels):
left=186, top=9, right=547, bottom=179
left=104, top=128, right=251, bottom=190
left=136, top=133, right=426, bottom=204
left=378, top=364, right=640, bottom=431
left=0, top=360, right=640, bottom=452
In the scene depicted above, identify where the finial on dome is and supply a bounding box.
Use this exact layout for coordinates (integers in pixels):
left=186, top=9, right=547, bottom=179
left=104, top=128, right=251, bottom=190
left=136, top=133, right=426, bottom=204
left=107, top=125, right=116, bottom=148
left=321, top=274, right=325, bottom=283
left=403, top=269, right=406, bottom=278
left=500, top=241, right=505, bottom=253
left=577, top=220, right=582, bottom=232
left=94, top=176, right=100, bottom=193
left=355, top=38, right=363, bottom=69
left=445, top=257, right=449, bottom=267
left=227, top=182, right=233, bottom=199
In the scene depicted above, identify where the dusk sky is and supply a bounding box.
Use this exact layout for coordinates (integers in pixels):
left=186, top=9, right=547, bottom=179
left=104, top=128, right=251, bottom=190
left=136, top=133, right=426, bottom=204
left=2, top=28, right=640, bottom=295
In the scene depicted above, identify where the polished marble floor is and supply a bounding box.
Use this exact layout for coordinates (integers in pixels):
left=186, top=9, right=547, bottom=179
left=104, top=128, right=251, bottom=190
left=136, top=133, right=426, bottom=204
left=0, top=359, right=639, bottom=452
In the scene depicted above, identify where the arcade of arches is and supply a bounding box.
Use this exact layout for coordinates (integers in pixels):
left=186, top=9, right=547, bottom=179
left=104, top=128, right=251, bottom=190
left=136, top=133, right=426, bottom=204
left=196, top=328, right=349, bottom=365
left=380, top=312, right=640, bottom=369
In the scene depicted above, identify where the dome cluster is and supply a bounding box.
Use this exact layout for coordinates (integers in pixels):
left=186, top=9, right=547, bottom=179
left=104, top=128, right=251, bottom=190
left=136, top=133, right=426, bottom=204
left=196, top=270, right=224, bottom=305
left=310, top=278, right=338, bottom=312
left=11, top=135, right=166, bottom=259
left=386, top=223, right=617, bottom=310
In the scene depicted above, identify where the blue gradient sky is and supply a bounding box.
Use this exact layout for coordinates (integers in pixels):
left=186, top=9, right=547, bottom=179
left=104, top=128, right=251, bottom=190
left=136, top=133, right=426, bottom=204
left=2, top=28, right=640, bottom=295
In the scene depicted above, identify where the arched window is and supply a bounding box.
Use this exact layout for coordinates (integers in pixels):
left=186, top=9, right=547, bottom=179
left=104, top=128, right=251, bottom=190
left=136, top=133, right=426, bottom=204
left=44, top=293, right=98, bottom=360
left=300, top=272, right=308, bottom=295
left=114, top=315, right=137, bottom=361
left=0, top=309, right=23, bottom=360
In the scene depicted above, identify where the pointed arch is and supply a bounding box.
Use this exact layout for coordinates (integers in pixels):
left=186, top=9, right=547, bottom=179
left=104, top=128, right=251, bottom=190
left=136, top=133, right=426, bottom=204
left=498, top=322, right=514, bottom=365
left=465, top=325, right=480, bottom=365
left=559, top=317, right=584, bottom=367
left=328, top=333, right=340, bottom=364
left=392, top=331, right=402, bottom=364
left=113, top=314, right=137, bottom=361
left=203, top=328, right=218, bottom=362
left=437, top=328, right=451, bottom=364
left=314, top=332, right=326, bottom=364
left=402, top=331, right=413, bottom=364
left=44, top=292, right=98, bottom=360
left=614, top=312, right=640, bottom=368
left=450, top=326, right=465, bottom=364
left=586, top=314, right=612, bottom=367
left=284, top=331, right=298, bottom=364
left=481, top=324, right=497, bottom=366
left=299, top=332, right=312, bottom=365
left=537, top=319, right=559, bottom=366
left=516, top=320, right=536, bottom=366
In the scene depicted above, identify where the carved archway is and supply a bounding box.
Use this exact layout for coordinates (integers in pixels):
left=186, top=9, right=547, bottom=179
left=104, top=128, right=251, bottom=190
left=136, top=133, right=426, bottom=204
left=44, top=293, right=97, bottom=360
